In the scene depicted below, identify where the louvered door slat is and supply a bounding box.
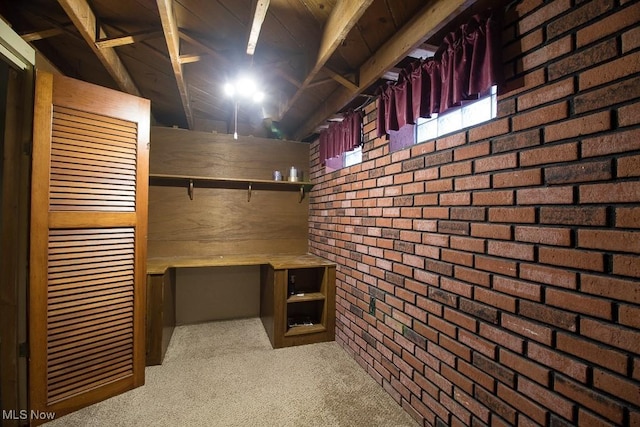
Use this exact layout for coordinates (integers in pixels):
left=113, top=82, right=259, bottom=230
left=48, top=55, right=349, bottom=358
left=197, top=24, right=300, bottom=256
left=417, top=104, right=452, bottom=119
left=30, top=72, right=149, bottom=421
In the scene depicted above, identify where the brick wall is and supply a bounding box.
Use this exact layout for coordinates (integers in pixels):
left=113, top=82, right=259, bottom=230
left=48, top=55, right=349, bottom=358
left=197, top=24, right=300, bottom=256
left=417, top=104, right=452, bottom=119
left=308, top=1, right=640, bottom=426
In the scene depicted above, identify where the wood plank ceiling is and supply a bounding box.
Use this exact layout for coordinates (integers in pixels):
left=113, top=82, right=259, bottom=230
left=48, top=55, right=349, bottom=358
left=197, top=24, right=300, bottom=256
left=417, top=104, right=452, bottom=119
left=0, top=0, right=496, bottom=141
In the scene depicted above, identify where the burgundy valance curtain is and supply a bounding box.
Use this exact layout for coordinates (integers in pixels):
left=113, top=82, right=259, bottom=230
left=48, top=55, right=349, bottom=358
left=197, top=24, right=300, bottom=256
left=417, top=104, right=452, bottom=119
left=319, top=109, right=363, bottom=165
left=377, top=11, right=503, bottom=137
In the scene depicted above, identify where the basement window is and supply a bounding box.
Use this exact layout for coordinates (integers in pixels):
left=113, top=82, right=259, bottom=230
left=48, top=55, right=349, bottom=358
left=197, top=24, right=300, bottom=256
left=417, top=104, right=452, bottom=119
left=390, top=85, right=498, bottom=151
left=324, top=145, right=362, bottom=170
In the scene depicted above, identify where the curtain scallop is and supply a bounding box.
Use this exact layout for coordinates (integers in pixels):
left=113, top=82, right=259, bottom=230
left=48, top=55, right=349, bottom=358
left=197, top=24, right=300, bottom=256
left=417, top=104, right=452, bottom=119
left=376, top=11, right=502, bottom=137
left=319, top=109, right=363, bottom=165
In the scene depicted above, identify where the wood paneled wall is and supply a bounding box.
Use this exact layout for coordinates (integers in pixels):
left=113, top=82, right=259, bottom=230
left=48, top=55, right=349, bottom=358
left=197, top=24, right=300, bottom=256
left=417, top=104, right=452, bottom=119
left=148, top=127, right=311, bottom=259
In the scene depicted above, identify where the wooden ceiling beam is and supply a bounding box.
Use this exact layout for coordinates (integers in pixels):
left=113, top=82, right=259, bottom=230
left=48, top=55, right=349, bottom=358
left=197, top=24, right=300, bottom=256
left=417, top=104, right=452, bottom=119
left=246, top=0, right=270, bottom=55
left=293, top=0, right=477, bottom=140
left=57, top=0, right=141, bottom=96
left=20, top=27, right=65, bottom=42
left=95, top=30, right=163, bottom=49
left=324, top=68, right=358, bottom=92
left=277, top=0, right=373, bottom=120
left=157, top=0, right=194, bottom=129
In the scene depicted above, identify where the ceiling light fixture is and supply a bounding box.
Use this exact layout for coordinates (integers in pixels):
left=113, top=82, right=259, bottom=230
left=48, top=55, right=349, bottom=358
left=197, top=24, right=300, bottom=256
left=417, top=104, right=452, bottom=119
left=224, top=76, right=265, bottom=139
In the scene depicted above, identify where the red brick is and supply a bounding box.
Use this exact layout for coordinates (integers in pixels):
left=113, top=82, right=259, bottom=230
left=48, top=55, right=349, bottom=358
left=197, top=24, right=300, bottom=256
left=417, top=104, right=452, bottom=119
left=411, top=141, right=435, bottom=157
left=545, top=159, right=612, bottom=184
left=575, top=75, right=640, bottom=114
left=539, top=206, right=607, bottom=226
left=474, top=153, right=518, bottom=173
left=487, top=240, right=535, bottom=261
left=459, top=328, right=496, bottom=358
left=443, top=307, right=477, bottom=332
left=516, top=186, right=574, bottom=205
left=518, top=376, right=574, bottom=421
left=556, top=332, right=628, bottom=375
left=440, top=191, right=471, bottom=206
left=622, top=23, right=640, bottom=53
left=579, top=409, right=619, bottom=427
left=519, top=0, right=571, bottom=34
left=513, top=102, right=569, bottom=132
left=538, top=247, right=604, bottom=272
left=520, top=299, right=577, bottom=331
left=528, top=342, right=588, bottom=383
left=619, top=303, right=640, bottom=329
left=519, top=141, right=578, bottom=166
left=518, top=78, right=574, bottom=111
left=475, top=255, right=518, bottom=277
left=493, top=168, right=542, bottom=188
left=577, top=1, right=640, bottom=47
left=471, top=223, right=512, bottom=240
left=618, top=154, right=640, bottom=178
left=554, top=375, right=624, bottom=424
left=582, top=128, right=640, bottom=158
left=450, top=235, right=485, bottom=254
left=440, top=161, right=472, bottom=178
left=489, top=207, right=536, bottom=223
left=473, top=353, right=515, bottom=387
left=435, top=132, right=467, bottom=151
left=476, top=287, right=517, bottom=312
left=500, top=349, right=549, bottom=385
left=548, top=0, right=614, bottom=38
left=515, top=225, right=571, bottom=246
left=453, top=265, right=490, bottom=287
left=472, top=190, right=514, bottom=206
left=504, top=28, right=543, bottom=61
left=502, top=313, right=553, bottom=345
left=454, top=141, right=490, bottom=161
left=580, top=181, right=640, bottom=203
left=493, top=275, right=542, bottom=301
left=549, top=38, right=617, bottom=81
left=414, top=166, right=438, bottom=182
left=581, top=317, right=640, bottom=354
left=497, top=382, right=547, bottom=424
left=617, top=207, right=640, bottom=228
left=580, top=51, right=640, bottom=91
left=618, top=102, right=640, bottom=127
left=594, top=368, right=640, bottom=406
left=469, top=118, right=510, bottom=142
left=477, top=385, right=517, bottom=425
left=520, top=36, right=572, bottom=72
left=548, top=287, right=612, bottom=319
left=455, top=174, right=491, bottom=191
left=441, top=248, right=473, bottom=267
left=578, top=229, right=640, bottom=253
left=613, top=254, right=640, bottom=278
left=492, top=129, right=541, bottom=154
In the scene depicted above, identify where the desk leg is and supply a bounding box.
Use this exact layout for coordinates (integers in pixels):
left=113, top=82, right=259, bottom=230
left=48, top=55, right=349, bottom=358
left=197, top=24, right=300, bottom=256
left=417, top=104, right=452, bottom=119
left=146, top=269, right=176, bottom=366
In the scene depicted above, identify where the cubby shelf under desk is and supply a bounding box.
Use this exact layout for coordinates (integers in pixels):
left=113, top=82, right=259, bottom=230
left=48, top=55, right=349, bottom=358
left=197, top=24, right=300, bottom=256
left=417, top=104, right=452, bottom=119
left=145, top=253, right=335, bottom=366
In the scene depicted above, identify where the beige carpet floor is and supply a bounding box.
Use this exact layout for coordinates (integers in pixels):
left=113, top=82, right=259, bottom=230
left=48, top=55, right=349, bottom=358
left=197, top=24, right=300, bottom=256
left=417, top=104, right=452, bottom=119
left=46, top=318, right=419, bottom=426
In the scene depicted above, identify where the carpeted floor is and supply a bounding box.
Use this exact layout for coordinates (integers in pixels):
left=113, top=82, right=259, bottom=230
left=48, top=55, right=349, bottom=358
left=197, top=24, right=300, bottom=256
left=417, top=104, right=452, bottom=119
left=46, top=318, right=419, bottom=426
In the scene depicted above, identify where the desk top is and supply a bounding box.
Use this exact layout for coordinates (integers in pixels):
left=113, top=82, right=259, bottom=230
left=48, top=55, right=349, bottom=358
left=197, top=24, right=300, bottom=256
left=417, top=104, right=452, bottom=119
left=146, top=253, right=335, bottom=275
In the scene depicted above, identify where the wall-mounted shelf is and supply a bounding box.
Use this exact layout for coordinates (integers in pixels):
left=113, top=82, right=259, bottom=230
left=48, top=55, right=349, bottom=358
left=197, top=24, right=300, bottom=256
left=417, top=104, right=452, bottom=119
left=149, top=173, right=313, bottom=202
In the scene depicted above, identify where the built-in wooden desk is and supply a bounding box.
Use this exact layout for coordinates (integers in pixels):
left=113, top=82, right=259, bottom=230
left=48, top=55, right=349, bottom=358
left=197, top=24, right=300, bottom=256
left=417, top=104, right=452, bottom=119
left=145, top=253, right=335, bottom=365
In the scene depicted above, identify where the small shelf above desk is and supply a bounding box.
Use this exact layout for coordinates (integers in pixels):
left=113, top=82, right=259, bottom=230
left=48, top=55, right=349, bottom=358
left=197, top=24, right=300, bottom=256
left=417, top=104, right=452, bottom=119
left=149, top=173, right=314, bottom=202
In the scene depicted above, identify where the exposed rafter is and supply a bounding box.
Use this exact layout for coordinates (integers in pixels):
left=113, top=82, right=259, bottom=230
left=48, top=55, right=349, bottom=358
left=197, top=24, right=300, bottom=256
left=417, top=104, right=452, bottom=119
left=246, top=0, right=270, bottom=55
left=277, top=0, right=373, bottom=121
left=95, top=30, right=163, bottom=49
left=57, top=0, right=140, bottom=96
left=157, top=0, right=194, bottom=129
left=293, top=0, right=477, bottom=140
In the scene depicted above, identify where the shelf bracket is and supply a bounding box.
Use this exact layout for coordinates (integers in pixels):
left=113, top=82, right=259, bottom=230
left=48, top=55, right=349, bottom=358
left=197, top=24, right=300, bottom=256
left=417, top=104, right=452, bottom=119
left=248, top=183, right=252, bottom=202
left=188, top=179, right=194, bottom=200
left=299, top=186, right=304, bottom=203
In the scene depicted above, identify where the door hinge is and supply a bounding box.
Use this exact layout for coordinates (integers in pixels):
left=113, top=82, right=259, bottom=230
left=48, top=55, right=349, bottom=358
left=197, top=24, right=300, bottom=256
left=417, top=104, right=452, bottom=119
left=19, top=341, right=29, bottom=358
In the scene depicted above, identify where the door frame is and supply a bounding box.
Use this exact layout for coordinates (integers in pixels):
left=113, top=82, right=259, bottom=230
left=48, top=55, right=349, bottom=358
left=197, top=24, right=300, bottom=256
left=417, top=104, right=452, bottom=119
left=0, top=18, right=35, bottom=427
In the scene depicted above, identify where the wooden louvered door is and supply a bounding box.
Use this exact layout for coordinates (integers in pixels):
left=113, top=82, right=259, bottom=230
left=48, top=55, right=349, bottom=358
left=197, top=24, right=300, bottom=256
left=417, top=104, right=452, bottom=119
left=29, top=71, right=149, bottom=422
